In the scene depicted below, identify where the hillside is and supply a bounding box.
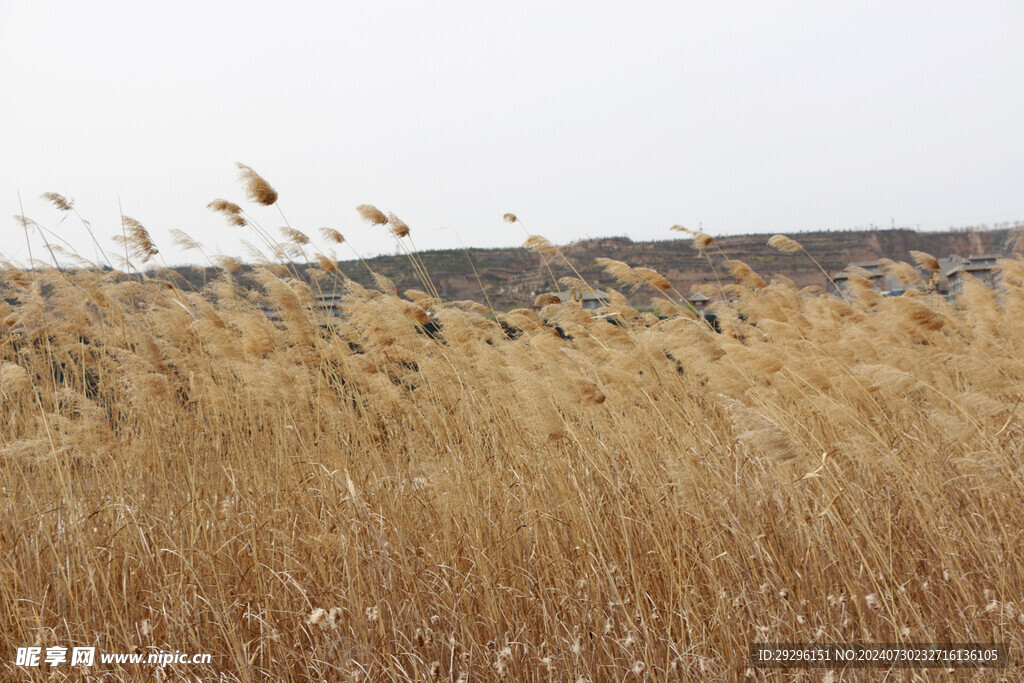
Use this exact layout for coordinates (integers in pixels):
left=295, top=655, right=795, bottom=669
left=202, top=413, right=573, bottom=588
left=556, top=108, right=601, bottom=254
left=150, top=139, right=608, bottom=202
left=172, top=226, right=1024, bottom=309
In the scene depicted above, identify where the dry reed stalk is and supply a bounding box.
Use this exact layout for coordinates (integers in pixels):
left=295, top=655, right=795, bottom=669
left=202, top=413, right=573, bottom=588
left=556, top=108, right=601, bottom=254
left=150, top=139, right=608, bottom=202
left=3, top=188, right=1023, bottom=682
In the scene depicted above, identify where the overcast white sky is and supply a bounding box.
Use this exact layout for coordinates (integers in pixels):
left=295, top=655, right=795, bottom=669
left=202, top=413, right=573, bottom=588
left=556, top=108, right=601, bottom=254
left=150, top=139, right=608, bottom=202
left=2, top=0, right=1023, bottom=266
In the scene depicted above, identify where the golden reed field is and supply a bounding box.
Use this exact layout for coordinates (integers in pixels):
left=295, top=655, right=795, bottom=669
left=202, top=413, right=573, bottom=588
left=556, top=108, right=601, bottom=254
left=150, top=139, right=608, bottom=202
left=2, top=169, right=1023, bottom=681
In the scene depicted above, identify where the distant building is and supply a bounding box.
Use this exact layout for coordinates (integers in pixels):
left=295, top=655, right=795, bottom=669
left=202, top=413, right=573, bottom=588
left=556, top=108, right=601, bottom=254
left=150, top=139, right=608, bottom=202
left=828, top=254, right=1003, bottom=299
left=946, top=254, right=1000, bottom=296
left=687, top=293, right=711, bottom=311
left=257, top=293, right=346, bottom=322
left=312, top=293, right=345, bottom=319
left=829, top=261, right=903, bottom=295
left=558, top=289, right=611, bottom=309
left=929, top=256, right=968, bottom=294
left=531, top=289, right=611, bottom=311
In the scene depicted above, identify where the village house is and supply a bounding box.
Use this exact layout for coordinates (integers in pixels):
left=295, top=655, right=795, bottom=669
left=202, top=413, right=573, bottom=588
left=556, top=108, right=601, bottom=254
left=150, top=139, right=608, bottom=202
left=946, top=254, right=1000, bottom=297
left=531, top=289, right=611, bottom=311
left=829, top=253, right=1003, bottom=299
left=829, top=261, right=903, bottom=295
left=687, top=293, right=711, bottom=312
left=258, top=293, right=346, bottom=322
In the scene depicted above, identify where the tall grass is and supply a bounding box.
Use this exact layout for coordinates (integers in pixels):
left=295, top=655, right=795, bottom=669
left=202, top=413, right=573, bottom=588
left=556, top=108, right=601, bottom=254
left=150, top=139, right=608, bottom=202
left=1, top=183, right=1023, bottom=681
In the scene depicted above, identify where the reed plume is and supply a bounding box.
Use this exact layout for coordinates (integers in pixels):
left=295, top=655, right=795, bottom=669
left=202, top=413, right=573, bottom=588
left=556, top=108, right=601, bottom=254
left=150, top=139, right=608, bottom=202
left=320, top=228, right=345, bottom=244
left=169, top=229, right=202, bottom=251
left=523, top=235, right=557, bottom=256
left=692, top=233, right=715, bottom=250
left=236, top=163, right=278, bottom=205
left=40, top=192, right=73, bottom=212
left=767, top=235, right=802, bottom=254
left=724, top=259, right=766, bottom=289
left=314, top=253, right=338, bottom=272
left=356, top=204, right=388, bottom=226
left=387, top=213, right=411, bottom=239
left=112, top=216, right=159, bottom=263
left=595, top=257, right=640, bottom=289
left=5, top=173, right=1023, bottom=683
left=633, top=267, right=672, bottom=291
left=879, top=258, right=923, bottom=286
left=279, top=227, right=311, bottom=246
left=208, top=199, right=247, bottom=227
left=769, top=233, right=846, bottom=298
left=909, top=250, right=940, bottom=272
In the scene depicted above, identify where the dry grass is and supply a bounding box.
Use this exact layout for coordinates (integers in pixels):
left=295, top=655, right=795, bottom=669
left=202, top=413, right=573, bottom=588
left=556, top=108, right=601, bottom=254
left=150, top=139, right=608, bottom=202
left=1, top=196, right=1023, bottom=681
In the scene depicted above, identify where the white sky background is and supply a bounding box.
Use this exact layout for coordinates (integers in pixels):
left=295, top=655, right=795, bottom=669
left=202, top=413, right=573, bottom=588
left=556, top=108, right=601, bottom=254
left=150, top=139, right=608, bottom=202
left=2, top=0, right=1023, bottom=267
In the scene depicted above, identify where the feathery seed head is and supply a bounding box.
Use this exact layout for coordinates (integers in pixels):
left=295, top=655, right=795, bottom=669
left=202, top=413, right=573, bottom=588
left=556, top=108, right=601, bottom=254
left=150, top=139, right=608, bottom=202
left=236, top=163, right=278, bottom=205
left=279, top=227, right=310, bottom=245
left=595, top=257, right=642, bottom=289
left=208, top=198, right=242, bottom=215
left=387, top=213, right=410, bottom=238
left=534, top=293, right=562, bottom=307
left=768, top=235, right=802, bottom=253
left=1, top=363, right=31, bottom=392
left=114, top=216, right=159, bottom=262
left=576, top=378, right=606, bottom=404
left=216, top=256, right=241, bottom=273
left=909, top=250, right=940, bottom=271
left=523, top=234, right=557, bottom=255
left=41, top=192, right=73, bottom=211
left=633, top=266, right=672, bottom=291
left=725, top=259, right=767, bottom=288
left=371, top=271, right=397, bottom=295
left=725, top=259, right=752, bottom=280
left=897, top=298, right=945, bottom=331
left=878, top=258, right=923, bottom=285
left=307, top=608, right=327, bottom=627
left=208, top=199, right=246, bottom=227
left=693, top=233, right=716, bottom=250
left=315, top=253, right=337, bottom=272
left=403, top=289, right=431, bottom=302
left=319, top=227, right=345, bottom=244
left=403, top=303, right=431, bottom=326
left=558, top=277, right=588, bottom=297
left=356, top=204, right=388, bottom=225
left=503, top=213, right=518, bottom=223
left=169, top=229, right=201, bottom=251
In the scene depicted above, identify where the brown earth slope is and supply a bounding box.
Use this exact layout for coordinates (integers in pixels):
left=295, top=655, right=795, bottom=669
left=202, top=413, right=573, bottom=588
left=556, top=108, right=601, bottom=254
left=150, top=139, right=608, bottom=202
left=172, top=227, right=1024, bottom=309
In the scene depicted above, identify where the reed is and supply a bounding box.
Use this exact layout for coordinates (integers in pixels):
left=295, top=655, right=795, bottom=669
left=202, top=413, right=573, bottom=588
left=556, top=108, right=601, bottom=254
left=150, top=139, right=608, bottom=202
left=1, top=181, right=1022, bottom=681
